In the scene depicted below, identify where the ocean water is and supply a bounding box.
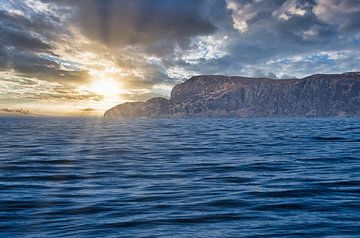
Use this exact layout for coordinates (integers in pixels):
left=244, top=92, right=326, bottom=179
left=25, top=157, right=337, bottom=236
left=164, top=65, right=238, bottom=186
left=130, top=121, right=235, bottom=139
left=0, top=116, right=360, bottom=238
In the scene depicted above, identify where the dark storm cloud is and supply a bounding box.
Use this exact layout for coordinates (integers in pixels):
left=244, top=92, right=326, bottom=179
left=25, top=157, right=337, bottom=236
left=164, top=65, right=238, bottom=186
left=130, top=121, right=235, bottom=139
left=0, top=12, right=51, bottom=52
left=9, top=52, right=89, bottom=83
left=44, top=0, right=217, bottom=53
left=0, top=10, right=52, bottom=71
left=0, top=3, right=88, bottom=84
left=0, top=47, right=8, bottom=69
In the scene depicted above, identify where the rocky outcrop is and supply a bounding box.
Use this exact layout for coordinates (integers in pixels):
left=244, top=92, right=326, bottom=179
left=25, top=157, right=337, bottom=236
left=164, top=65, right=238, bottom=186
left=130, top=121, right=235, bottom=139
left=104, top=72, right=360, bottom=119
left=104, top=97, right=170, bottom=118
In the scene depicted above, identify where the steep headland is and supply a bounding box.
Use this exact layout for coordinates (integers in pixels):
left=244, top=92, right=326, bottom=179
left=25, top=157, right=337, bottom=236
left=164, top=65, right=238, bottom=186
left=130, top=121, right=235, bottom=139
left=104, top=72, right=360, bottom=119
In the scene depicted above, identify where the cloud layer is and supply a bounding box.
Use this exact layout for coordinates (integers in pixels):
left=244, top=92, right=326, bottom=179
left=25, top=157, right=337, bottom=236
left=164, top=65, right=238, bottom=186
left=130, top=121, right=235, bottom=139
left=0, top=0, right=359, bottom=114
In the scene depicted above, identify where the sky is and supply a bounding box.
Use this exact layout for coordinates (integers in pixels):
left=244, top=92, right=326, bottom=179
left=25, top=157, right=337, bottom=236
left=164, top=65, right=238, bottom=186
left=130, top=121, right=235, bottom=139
left=0, top=0, right=360, bottom=115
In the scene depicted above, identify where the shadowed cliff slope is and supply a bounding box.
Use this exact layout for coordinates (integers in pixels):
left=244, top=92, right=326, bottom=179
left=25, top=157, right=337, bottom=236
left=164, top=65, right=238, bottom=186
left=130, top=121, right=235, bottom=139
left=104, top=72, right=360, bottom=119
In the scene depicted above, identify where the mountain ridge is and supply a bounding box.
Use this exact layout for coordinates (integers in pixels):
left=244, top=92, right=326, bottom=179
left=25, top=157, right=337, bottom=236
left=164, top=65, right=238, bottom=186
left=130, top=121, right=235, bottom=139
left=104, top=72, right=360, bottom=119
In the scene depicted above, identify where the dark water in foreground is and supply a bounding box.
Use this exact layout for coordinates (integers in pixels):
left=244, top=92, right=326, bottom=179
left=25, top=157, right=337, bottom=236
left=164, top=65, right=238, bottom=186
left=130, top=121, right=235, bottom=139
left=1, top=117, right=360, bottom=237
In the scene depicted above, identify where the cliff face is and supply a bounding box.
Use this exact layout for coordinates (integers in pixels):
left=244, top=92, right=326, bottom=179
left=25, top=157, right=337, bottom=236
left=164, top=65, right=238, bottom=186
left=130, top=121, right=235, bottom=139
left=104, top=72, right=360, bottom=119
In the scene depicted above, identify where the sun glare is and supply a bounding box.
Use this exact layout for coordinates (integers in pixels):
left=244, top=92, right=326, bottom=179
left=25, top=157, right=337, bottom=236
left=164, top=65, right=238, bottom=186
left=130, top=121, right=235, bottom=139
left=90, top=78, right=120, bottom=97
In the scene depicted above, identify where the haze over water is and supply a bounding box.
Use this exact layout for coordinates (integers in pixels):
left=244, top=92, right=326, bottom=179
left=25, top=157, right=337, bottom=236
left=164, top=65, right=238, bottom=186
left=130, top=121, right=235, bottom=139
left=1, top=117, right=360, bottom=237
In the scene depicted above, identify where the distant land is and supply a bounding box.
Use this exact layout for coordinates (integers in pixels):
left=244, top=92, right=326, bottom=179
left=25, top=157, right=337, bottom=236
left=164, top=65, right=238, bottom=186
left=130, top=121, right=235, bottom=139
left=0, top=108, right=99, bottom=117
left=0, top=108, right=34, bottom=116
left=104, top=72, right=360, bottom=119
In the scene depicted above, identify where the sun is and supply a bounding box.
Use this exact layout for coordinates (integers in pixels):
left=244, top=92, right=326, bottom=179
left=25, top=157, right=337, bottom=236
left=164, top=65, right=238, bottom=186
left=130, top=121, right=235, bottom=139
left=90, top=78, right=120, bottom=97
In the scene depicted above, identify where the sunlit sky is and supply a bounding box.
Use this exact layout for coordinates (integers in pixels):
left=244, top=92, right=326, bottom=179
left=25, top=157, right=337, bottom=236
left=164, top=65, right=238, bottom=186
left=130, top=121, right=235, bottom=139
left=0, top=0, right=360, bottom=115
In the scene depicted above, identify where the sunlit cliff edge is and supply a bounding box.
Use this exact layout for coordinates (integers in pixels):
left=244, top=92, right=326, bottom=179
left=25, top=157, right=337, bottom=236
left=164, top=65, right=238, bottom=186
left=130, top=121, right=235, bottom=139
left=104, top=72, right=360, bottom=119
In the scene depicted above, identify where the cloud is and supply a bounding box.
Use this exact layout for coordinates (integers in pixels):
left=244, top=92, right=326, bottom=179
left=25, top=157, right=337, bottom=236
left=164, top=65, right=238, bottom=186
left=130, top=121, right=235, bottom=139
left=6, top=51, right=89, bottom=83
left=80, top=108, right=96, bottom=112
left=0, top=13, right=51, bottom=52
left=313, top=0, right=360, bottom=31
left=0, top=72, right=102, bottom=102
left=0, top=1, right=90, bottom=84
left=273, top=0, right=310, bottom=21
left=222, top=1, right=340, bottom=66
left=226, top=0, right=252, bottom=33
left=225, top=0, right=279, bottom=33
left=43, top=0, right=216, bottom=53
left=1, top=0, right=360, bottom=114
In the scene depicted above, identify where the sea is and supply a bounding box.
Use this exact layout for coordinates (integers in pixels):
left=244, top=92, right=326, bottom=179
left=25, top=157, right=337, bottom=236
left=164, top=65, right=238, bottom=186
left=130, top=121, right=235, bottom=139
left=0, top=116, right=360, bottom=237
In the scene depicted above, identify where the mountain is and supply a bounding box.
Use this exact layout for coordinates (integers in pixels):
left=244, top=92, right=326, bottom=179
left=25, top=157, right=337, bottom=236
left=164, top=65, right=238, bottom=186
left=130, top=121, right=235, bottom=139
left=104, top=72, right=360, bottom=119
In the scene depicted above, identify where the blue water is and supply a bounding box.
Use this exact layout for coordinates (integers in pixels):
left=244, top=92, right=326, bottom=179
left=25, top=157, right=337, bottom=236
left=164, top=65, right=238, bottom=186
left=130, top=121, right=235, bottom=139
left=1, top=117, right=360, bottom=237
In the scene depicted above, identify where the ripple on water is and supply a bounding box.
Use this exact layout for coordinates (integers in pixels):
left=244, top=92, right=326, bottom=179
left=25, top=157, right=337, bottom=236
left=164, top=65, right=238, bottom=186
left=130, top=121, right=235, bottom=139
left=0, top=117, right=360, bottom=237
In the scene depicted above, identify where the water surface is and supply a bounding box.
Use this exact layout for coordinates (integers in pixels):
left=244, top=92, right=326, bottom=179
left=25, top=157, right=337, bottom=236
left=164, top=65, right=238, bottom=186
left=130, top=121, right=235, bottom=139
left=1, top=117, right=360, bottom=237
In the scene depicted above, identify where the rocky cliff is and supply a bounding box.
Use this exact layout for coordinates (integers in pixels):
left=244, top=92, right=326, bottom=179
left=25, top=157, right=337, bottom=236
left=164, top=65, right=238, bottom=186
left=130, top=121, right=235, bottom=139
left=104, top=72, right=360, bottom=119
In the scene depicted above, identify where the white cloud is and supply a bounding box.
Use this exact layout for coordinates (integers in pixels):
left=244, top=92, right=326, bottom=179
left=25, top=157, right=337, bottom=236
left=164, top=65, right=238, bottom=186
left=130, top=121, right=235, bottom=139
left=264, top=49, right=360, bottom=78
left=226, top=0, right=256, bottom=33
left=176, top=35, right=229, bottom=65
left=273, top=0, right=307, bottom=21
